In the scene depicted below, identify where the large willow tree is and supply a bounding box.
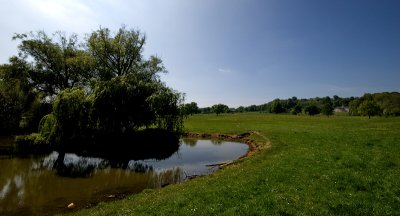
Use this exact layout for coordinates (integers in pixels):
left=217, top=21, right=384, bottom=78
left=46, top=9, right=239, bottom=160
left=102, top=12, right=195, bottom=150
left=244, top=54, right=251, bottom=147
left=7, top=26, right=184, bottom=147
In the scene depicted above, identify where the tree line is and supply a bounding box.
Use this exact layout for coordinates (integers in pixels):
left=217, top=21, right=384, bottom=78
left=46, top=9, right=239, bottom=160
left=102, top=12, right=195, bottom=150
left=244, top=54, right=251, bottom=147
left=0, top=26, right=184, bottom=151
left=182, top=92, right=400, bottom=118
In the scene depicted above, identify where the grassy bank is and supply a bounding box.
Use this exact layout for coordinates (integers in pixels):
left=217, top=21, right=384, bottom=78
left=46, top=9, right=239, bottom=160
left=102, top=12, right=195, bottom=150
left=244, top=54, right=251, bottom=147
left=71, top=113, right=400, bottom=215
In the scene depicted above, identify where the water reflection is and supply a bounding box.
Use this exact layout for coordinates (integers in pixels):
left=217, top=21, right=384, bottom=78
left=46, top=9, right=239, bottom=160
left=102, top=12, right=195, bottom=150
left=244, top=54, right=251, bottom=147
left=181, top=138, right=198, bottom=147
left=41, top=152, right=156, bottom=177
left=211, top=139, right=223, bottom=145
left=0, top=139, right=248, bottom=215
left=0, top=156, right=182, bottom=216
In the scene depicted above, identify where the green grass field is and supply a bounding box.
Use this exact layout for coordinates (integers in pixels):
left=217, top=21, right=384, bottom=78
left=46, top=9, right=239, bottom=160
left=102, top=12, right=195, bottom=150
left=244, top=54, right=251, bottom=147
left=71, top=113, right=400, bottom=215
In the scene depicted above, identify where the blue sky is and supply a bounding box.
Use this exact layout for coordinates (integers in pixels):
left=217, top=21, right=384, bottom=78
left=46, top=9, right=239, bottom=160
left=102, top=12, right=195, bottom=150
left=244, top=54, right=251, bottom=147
left=0, top=0, right=399, bottom=107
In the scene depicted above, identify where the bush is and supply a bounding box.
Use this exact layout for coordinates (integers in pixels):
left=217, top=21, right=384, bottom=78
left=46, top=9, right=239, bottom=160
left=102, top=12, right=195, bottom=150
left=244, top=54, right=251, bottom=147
left=14, top=133, right=50, bottom=154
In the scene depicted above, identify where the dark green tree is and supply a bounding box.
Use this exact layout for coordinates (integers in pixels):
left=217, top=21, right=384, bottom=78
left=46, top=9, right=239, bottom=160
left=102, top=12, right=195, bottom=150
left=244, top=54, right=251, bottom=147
left=149, top=84, right=184, bottom=132
left=91, top=75, right=156, bottom=135
left=236, top=106, right=245, bottom=113
left=211, top=104, right=229, bottom=115
left=87, top=26, right=165, bottom=81
left=270, top=99, right=284, bottom=114
left=0, top=90, right=24, bottom=134
left=358, top=100, right=381, bottom=119
left=321, top=97, right=334, bottom=117
left=349, top=99, right=361, bottom=116
left=52, top=88, right=92, bottom=145
left=182, top=102, right=199, bottom=116
left=0, top=57, right=41, bottom=134
left=290, top=104, right=302, bottom=115
left=5, top=26, right=184, bottom=146
left=200, top=107, right=212, bottom=114
left=305, top=105, right=320, bottom=116
left=332, top=95, right=342, bottom=108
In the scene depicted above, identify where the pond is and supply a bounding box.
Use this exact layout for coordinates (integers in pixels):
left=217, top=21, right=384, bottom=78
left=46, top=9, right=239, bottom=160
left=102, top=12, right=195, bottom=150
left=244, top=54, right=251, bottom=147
left=0, top=137, right=248, bottom=215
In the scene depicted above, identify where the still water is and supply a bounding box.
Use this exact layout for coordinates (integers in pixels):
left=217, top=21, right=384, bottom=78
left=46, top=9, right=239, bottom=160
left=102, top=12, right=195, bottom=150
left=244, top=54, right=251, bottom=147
left=0, top=138, right=248, bottom=215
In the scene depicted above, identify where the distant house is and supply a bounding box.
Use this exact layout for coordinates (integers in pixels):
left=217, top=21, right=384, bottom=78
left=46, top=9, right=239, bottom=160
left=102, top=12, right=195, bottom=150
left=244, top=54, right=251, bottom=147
left=334, top=107, right=349, bottom=113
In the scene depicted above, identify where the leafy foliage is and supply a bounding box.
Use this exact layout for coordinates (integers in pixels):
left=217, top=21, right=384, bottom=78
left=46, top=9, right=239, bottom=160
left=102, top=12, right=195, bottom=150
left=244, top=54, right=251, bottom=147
left=91, top=75, right=156, bottom=134
left=4, top=26, right=184, bottom=149
left=149, top=84, right=184, bottom=132
left=182, top=102, right=199, bottom=116
left=0, top=57, right=36, bottom=134
left=211, top=104, right=229, bottom=115
left=270, top=99, right=285, bottom=114
left=321, top=97, right=334, bottom=117
left=0, top=90, right=24, bottom=134
left=52, top=88, right=92, bottom=144
left=38, top=113, right=57, bottom=143
left=13, top=31, right=95, bottom=96
left=358, top=100, right=381, bottom=119
left=87, top=26, right=165, bottom=82
left=305, top=105, right=320, bottom=116
left=348, top=93, right=391, bottom=118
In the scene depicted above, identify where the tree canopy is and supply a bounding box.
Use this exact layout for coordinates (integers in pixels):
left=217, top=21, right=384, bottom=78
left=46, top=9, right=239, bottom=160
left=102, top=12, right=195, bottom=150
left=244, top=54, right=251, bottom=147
left=321, top=97, right=334, bottom=117
left=87, top=26, right=165, bottom=81
left=212, top=104, right=229, bottom=115
left=182, top=102, right=199, bottom=116
left=1, top=26, right=184, bottom=152
left=13, top=31, right=95, bottom=96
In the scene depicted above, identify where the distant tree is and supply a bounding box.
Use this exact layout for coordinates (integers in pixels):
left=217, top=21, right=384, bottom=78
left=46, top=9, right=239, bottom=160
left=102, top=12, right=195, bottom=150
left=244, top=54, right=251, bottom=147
left=290, top=104, right=302, bottom=115
left=342, top=97, right=353, bottom=107
left=305, top=105, right=320, bottom=116
left=358, top=100, right=381, bottom=119
left=259, top=103, right=269, bottom=112
left=182, top=102, right=199, bottom=116
left=270, top=99, right=284, bottom=114
left=211, top=104, right=229, bottom=115
left=321, top=97, right=334, bottom=117
left=236, top=106, right=245, bottom=113
left=285, top=96, right=298, bottom=111
left=372, top=92, right=400, bottom=116
left=246, top=105, right=259, bottom=112
left=332, top=95, right=343, bottom=108
left=199, top=107, right=212, bottom=114
left=349, top=99, right=361, bottom=116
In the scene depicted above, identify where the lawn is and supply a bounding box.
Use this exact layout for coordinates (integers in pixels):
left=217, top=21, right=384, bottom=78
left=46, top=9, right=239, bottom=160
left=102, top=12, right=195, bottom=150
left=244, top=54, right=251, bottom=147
left=71, top=113, right=400, bottom=215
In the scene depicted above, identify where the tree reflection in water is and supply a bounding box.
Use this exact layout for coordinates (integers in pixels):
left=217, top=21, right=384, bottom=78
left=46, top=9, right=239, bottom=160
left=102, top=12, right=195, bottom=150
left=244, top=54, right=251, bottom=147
left=0, top=139, right=248, bottom=215
left=48, top=152, right=156, bottom=177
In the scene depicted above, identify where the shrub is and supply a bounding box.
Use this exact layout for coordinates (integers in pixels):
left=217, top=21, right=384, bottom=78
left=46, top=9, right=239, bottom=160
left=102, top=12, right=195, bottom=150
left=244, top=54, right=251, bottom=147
left=14, top=133, right=50, bottom=154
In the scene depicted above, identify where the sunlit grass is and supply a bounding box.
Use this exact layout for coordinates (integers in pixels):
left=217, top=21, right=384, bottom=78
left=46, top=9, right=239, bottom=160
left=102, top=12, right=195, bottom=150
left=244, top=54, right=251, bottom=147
left=70, top=113, right=400, bottom=215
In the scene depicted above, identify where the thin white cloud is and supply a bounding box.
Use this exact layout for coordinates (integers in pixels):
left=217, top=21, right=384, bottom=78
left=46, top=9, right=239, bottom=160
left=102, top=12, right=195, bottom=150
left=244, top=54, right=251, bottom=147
left=217, top=68, right=233, bottom=74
